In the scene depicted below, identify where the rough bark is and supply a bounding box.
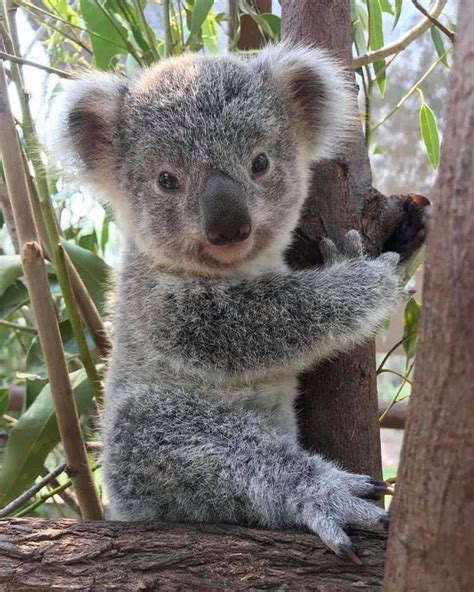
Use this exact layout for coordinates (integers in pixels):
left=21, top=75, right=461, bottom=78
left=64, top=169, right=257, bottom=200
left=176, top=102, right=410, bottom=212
left=281, top=0, right=383, bottom=477
left=0, top=519, right=387, bottom=591
left=383, top=2, right=474, bottom=590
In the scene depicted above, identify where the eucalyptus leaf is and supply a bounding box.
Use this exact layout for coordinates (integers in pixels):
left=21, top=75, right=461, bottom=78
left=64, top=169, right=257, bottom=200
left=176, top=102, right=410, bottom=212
left=393, top=0, right=403, bottom=29
left=419, top=102, right=440, bottom=169
left=367, top=0, right=384, bottom=51
left=430, top=27, right=450, bottom=68
left=0, top=282, right=29, bottom=319
left=189, top=0, right=213, bottom=39
left=0, top=255, right=22, bottom=297
left=80, top=0, right=128, bottom=70
left=0, top=369, right=93, bottom=507
left=403, top=298, right=421, bottom=362
left=62, top=240, right=111, bottom=314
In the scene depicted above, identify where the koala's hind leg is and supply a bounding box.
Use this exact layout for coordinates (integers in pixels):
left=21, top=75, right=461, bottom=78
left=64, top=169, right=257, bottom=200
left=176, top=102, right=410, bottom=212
left=102, top=386, right=391, bottom=561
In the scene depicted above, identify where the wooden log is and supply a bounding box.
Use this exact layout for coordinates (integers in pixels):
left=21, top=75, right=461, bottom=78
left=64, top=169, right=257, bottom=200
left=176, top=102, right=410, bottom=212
left=0, top=519, right=387, bottom=591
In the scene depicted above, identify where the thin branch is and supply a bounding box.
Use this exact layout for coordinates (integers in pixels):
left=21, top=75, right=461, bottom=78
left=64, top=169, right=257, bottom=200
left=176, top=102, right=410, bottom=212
left=40, top=467, right=81, bottom=516
left=0, top=181, right=19, bottom=251
left=372, top=48, right=451, bottom=133
left=92, top=0, right=143, bottom=65
left=379, top=361, right=415, bottom=424
left=4, top=0, right=104, bottom=405
left=0, top=319, right=37, bottom=333
left=0, top=464, right=66, bottom=518
left=376, top=332, right=416, bottom=374
left=14, top=463, right=101, bottom=517
left=378, top=368, right=413, bottom=385
left=24, top=8, right=93, bottom=55
left=133, top=0, right=159, bottom=61
left=412, top=0, right=455, bottom=42
left=353, top=0, right=448, bottom=68
left=23, top=161, right=112, bottom=360
left=0, top=34, right=102, bottom=520
left=162, top=0, right=172, bottom=57
left=0, top=49, right=73, bottom=78
left=18, top=1, right=130, bottom=53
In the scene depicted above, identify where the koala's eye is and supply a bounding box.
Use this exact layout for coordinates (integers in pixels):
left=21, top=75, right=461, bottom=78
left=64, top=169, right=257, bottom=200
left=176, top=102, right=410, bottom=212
left=251, top=153, right=269, bottom=175
left=158, top=171, right=180, bottom=191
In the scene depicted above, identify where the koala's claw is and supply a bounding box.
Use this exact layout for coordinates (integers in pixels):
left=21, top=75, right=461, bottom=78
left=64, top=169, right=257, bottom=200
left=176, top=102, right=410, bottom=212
left=319, top=237, right=340, bottom=265
left=319, top=230, right=365, bottom=265
left=338, top=544, right=363, bottom=565
left=304, top=470, right=390, bottom=560
left=344, top=229, right=364, bottom=258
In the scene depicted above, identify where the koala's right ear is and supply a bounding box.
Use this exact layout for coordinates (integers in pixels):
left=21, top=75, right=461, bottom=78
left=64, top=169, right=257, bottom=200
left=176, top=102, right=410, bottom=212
left=255, top=44, right=358, bottom=161
left=50, top=74, right=128, bottom=191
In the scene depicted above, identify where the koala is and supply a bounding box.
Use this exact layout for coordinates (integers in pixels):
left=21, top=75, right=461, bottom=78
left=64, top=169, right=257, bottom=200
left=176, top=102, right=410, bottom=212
left=54, top=45, right=407, bottom=561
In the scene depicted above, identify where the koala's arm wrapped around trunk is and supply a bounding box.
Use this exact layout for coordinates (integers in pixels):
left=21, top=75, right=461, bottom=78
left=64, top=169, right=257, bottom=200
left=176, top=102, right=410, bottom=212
left=156, top=248, right=401, bottom=380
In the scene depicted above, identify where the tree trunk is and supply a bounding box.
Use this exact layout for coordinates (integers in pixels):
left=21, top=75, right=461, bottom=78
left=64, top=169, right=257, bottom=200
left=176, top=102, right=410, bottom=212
left=0, top=518, right=387, bottom=591
left=383, top=2, right=474, bottom=590
left=281, top=0, right=382, bottom=477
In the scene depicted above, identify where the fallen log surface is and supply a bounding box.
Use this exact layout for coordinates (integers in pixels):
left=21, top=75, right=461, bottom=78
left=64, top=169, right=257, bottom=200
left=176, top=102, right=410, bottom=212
left=0, top=519, right=387, bottom=591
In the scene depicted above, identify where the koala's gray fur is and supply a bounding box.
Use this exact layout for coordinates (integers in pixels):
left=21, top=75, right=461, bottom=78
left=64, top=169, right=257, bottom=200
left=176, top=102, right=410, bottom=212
left=53, top=45, right=403, bottom=559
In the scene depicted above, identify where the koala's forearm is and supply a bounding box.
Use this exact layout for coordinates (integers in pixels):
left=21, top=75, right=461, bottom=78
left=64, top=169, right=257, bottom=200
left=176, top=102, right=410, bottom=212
left=157, top=259, right=400, bottom=378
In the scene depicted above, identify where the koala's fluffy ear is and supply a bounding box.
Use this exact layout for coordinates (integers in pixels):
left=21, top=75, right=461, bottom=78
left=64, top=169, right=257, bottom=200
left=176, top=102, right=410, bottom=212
left=50, top=74, right=128, bottom=193
left=257, top=45, right=358, bottom=161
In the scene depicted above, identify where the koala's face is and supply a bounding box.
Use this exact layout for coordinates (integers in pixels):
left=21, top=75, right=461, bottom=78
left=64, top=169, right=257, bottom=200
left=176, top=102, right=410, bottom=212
left=56, top=46, right=355, bottom=275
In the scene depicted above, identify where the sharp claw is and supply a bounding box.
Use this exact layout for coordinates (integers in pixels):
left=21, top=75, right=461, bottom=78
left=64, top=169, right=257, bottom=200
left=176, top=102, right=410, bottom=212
left=368, top=478, right=395, bottom=495
left=338, top=545, right=363, bottom=565
left=372, top=485, right=395, bottom=496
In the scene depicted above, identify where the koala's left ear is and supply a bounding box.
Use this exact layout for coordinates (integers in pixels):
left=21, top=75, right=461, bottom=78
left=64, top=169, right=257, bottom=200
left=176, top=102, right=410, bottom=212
left=49, top=74, right=128, bottom=195
left=256, top=44, right=358, bottom=161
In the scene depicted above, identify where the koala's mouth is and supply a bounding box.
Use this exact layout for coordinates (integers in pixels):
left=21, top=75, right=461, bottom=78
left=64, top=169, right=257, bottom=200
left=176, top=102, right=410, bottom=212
left=202, top=237, right=255, bottom=265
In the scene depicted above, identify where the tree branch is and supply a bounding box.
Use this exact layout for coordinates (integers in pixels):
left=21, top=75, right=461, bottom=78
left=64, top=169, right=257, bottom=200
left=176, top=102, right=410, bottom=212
left=412, top=0, right=455, bottom=42
left=0, top=519, right=387, bottom=590
left=0, top=464, right=66, bottom=518
left=353, top=0, right=448, bottom=68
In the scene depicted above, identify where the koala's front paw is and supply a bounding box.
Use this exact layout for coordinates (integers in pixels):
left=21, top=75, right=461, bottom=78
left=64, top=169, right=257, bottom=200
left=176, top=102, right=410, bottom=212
left=384, top=194, right=431, bottom=262
left=300, top=469, right=392, bottom=563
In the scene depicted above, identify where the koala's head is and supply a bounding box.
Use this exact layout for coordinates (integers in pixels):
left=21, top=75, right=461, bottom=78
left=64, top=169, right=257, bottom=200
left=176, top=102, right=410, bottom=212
left=54, top=45, right=357, bottom=276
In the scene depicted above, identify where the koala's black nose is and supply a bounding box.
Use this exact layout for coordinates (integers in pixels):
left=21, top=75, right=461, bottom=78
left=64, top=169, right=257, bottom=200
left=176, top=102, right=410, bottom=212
left=201, top=174, right=252, bottom=246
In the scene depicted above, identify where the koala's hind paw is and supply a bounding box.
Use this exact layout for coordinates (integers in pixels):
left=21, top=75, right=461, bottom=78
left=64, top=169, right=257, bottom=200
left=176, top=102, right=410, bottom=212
left=302, top=470, right=391, bottom=563
left=319, top=229, right=365, bottom=265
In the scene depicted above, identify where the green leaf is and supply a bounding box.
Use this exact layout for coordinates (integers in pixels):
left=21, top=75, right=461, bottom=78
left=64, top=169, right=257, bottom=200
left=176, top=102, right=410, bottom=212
left=0, top=255, right=22, bottom=297
left=419, top=101, right=440, bottom=169
left=0, top=369, right=93, bottom=507
left=403, top=298, right=422, bottom=362
left=0, top=387, right=9, bottom=416
left=189, top=0, right=213, bottom=38
left=374, top=59, right=387, bottom=96
left=393, top=0, right=403, bottom=29
left=367, top=0, right=384, bottom=50
left=430, top=27, right=450, bottom=68
left=80, top=0, right=128, bottom=70
left=380, top=0, right=393, bottom=14
left=0, top=282, right=29, bottom=319
left=62, top=240, right=111, bottom=314
left=261, top=13, right=281, bottom=38
left=26, top=319, right=95, bottom=380
left=100, top=214, right=111, bottom=254
left=78, top=230, right=99, bottom=254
